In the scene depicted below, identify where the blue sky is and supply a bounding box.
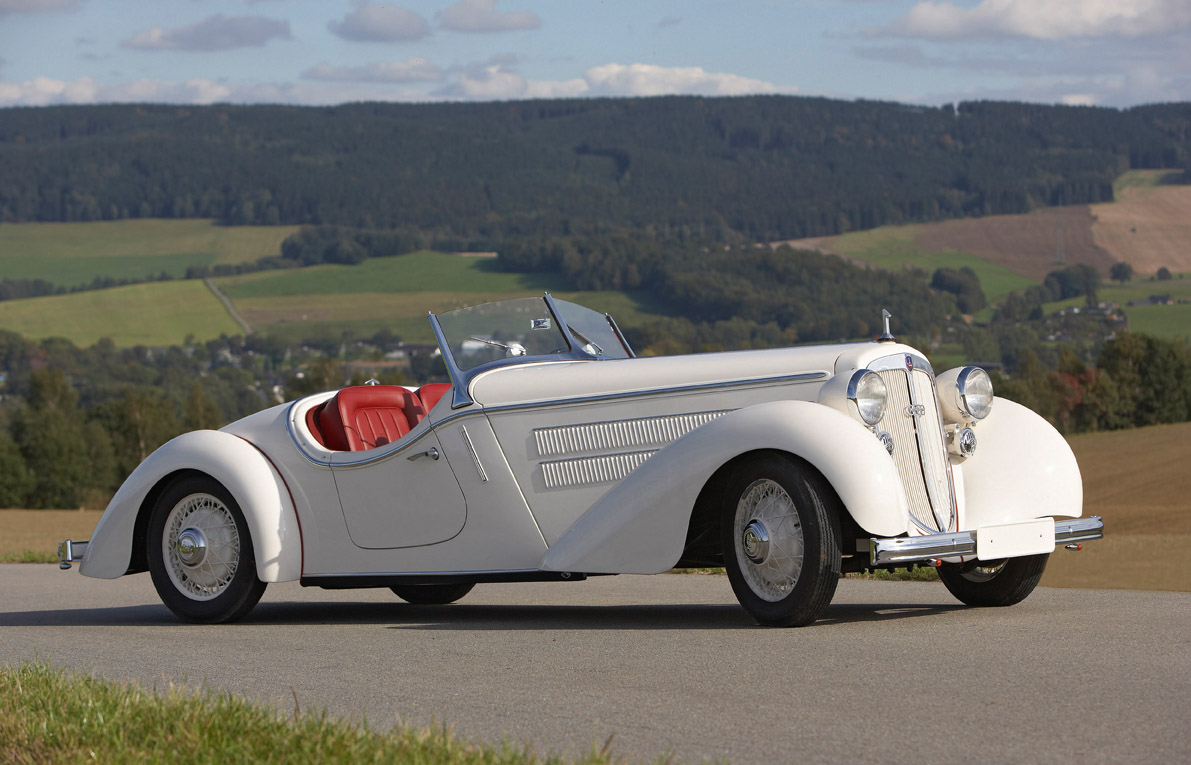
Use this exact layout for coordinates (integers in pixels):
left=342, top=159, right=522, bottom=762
left=1, top=1, right=1188, bottom=108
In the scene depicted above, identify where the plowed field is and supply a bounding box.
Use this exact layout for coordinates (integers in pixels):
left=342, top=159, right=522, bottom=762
left=789, top=171, right=1191, bottom=282
left=915, top=206, right=1115, bottom=282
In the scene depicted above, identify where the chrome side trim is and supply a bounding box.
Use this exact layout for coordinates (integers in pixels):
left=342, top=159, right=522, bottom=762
left=460, top=425, right=488, bottom=482
left=480, top=371, right=828, bottom=418
left=541, top=449, right=658, bottom=489
left=869, top=516, right=1103, bottom=566
left=533, top=410, right=733, bottom=459
left=57, top=539, right=88, bottom=570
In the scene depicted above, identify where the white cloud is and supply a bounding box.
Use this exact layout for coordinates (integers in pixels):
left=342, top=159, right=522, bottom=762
left=0, top=0, right=79, bottom=14
left=583, top=63, right=788, bottom=97
left=438, top=60, right=789, bottom=100
left=882, top=0, right=1191, bottom=41
left=303, top=59, right=443, bottom=83
left=1, top=61, right=794, bottom=107
left=123, top=15, right=291, bottom=51
left=0, top=76, right=233, bottom=106
left=437, top=0, right=540, bottom=34
left=328, top=2, right=430, bottom=42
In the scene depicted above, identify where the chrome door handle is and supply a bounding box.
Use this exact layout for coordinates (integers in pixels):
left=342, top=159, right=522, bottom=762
left=407, top=447, right=440, bottom=461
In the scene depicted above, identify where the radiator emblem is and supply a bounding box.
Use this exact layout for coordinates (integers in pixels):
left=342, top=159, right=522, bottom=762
left=905, top=404, right=926, bottom=418
left=905, top=354, right=914, bottom=372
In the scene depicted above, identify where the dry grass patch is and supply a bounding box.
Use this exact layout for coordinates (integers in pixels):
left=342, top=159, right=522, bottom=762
left=1042, top=421, right=1191, bottom=592
left=0, top=510, right=102, bottom=562
left=1091, top=183, right=1191, bottom=276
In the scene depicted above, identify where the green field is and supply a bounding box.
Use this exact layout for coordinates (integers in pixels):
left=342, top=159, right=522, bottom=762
left=0, top=280, right=242, bottom=346
left=1043, top=274, right=1191, bottom=340
left=217, top=251, right=667, bottom=344
left=0, top=247, right=667, bottom=347
left=217, top=250, right=554, bottom=298
left=0, top=218, right=298, bottom=286
left=1112, top=168, right=1188, bottom=195
left=828, top=224, right=1038, bottom=306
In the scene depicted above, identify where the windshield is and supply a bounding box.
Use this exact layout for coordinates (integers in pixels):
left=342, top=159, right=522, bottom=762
left=432, top=296, right=632, bottom=374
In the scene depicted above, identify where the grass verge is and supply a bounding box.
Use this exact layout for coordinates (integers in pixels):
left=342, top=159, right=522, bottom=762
left=0, top=550, right=57, bottom=564
left=0, top=662, right=621, bottom=765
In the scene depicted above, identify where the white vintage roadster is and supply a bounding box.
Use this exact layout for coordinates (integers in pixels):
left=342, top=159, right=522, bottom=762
left=59, top=295, right=1102, bottom=626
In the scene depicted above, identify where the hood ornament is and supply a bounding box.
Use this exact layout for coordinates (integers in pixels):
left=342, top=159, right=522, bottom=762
left=877, top=309, right=896, bottom=343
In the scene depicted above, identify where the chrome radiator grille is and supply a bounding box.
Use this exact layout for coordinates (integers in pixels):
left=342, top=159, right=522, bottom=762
left=878, top=366, right=955, bottom=532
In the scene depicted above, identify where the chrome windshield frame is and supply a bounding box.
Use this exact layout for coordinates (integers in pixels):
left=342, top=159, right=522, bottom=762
left=428, top=294, right=623, bottom=410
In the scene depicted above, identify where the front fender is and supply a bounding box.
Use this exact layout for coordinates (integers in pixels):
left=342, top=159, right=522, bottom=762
left=79, top=430, right=302, bottom=583
left=540, top=400, right=909, bottom=574
left=958, top=397, right=1083, bottom=527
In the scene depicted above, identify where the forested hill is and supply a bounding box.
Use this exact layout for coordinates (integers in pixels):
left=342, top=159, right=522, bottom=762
left=2, top=97, right=1189, bottom=241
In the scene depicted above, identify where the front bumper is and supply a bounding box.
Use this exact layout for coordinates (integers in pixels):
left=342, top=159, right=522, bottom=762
left=869, top=516, right=1103, bottom=567
left=57, top=539, right=89, bottom=570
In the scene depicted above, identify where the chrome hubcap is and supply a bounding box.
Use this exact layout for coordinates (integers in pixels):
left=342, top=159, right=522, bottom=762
left=162, top=493, right=240, bottom=602
left=742, top=521, right=770, bottom=563
left=734, top=479, right=805, bottom=602
left=176, top=528, right=208, bottom=566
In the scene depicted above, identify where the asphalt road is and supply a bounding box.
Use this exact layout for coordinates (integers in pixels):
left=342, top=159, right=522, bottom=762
left=3, top=564, right=1189, bottom=764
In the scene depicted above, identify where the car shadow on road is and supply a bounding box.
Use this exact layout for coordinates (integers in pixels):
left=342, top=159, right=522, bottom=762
left=1, top=600, right=962, bottom=629
left=380, top=601, right=963, bottom=631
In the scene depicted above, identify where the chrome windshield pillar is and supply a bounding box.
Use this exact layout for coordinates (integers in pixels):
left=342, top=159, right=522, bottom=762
left=428, top=310, right=474, bottom=410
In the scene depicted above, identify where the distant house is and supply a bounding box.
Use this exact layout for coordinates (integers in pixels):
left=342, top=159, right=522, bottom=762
left=1127, top=295, right=1174, bottom=306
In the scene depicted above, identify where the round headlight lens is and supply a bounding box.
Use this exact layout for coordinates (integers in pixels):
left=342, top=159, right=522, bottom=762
left=847, top=370, right=888, bottom=426
left=958, top=367, right=994, bottom=420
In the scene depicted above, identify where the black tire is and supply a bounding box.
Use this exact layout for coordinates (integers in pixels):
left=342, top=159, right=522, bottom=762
left=389, top=582, right=475, bottom=605
left=147, top=476, right=267, bottom=624
left=938, top=554, right=1049, bottom=607
left=721, top=453, right=841, bottom=627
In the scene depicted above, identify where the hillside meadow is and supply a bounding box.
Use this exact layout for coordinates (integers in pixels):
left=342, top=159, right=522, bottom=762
left=0, top=280, right=242, bottom=346
left=216, top=251, right=666, bottom=344
left=0, top=218, right=297, bottom=286
left=6, top=422, right=1187, bottom=592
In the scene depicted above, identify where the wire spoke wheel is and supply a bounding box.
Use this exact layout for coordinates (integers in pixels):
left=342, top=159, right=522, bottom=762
left=147, top=476, right=267, bottom=623
left=162, top=493, right=241, bottom=601
left=733, top=479, right=805, bottom=602
left=721, top=453, right=841, bottom=627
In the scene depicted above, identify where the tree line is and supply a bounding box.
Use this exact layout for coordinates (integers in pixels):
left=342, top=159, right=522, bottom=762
left=2, top=98, right=1188, bottom=241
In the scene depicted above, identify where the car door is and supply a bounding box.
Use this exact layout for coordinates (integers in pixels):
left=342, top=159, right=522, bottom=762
left=329, top=426, right=467, bottom=549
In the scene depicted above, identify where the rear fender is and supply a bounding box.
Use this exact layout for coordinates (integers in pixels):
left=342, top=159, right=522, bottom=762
left=79, top=430, right=302, bottom=583
left=540, top=400, right=909, bottom=574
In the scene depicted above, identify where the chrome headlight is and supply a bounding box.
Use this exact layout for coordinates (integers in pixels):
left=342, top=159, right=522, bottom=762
left=846, top=369, right=888, bottom=426
left=956, top=367, right=994, bottom=420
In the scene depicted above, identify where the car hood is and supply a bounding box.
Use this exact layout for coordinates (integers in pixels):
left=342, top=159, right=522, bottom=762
left=467, top=342, right=875, bottom=408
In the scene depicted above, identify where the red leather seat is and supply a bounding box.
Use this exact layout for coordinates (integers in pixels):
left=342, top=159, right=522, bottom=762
left=417, top=383, right=453, bottom=413
left=317, top=386, right=427, bottom=451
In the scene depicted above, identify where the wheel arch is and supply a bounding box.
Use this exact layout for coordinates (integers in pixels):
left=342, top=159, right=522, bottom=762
left=128, top=468, right=209, bottom=575
left=682, top=449, right=856, bottom=567
left=79, top=430, right=302, bottom=583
